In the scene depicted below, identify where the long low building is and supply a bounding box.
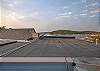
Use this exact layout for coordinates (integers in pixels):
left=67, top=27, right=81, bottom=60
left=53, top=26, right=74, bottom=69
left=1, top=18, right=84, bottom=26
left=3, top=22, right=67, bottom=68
left=0, top=28, right=38, bottom=40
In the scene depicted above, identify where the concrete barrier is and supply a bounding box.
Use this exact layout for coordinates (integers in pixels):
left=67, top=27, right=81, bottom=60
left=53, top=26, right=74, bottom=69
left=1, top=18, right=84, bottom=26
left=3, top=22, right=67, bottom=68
left=0, top=39, right=17, bottom=46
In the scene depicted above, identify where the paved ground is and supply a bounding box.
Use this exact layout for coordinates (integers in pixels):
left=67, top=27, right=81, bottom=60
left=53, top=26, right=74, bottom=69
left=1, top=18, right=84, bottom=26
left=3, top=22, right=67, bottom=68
left=0, top=42, right=27, bottom=56
left=0, top=37, right=99, bottom=57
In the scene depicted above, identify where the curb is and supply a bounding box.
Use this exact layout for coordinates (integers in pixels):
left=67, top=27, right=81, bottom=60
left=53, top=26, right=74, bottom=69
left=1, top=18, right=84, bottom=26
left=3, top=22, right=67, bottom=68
left=0, top=41, right=17, bottom=46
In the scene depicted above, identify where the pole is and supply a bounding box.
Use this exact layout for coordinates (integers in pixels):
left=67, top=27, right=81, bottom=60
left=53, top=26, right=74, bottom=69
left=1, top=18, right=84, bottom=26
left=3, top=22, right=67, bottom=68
left=96, top=39, right=98, bottom=45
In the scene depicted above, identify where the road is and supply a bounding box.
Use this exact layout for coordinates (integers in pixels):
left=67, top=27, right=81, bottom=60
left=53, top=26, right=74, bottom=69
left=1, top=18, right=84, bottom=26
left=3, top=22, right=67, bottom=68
left=0, top=37, right=100, bottom=57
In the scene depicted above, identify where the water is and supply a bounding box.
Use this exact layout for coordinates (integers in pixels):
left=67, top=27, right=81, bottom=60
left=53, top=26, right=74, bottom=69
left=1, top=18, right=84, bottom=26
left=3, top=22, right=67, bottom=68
left=0, top=63, right=74, bottom=71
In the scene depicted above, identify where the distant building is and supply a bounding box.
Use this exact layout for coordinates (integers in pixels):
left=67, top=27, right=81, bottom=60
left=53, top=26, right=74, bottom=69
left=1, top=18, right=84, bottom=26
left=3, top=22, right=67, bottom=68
left=84, top=33, right=100, bottom=43
left=0, top=28, right=38, bottom=40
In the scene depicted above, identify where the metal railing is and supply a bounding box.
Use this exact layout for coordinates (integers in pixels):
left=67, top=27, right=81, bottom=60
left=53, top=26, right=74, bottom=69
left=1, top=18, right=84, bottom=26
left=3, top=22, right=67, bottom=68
left=66, top=57, right=100, bottom=71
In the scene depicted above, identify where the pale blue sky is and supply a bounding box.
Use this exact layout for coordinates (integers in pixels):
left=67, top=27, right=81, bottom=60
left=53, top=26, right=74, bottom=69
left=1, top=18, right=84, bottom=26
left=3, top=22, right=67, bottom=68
left=0, top=0, right=100, bottom=32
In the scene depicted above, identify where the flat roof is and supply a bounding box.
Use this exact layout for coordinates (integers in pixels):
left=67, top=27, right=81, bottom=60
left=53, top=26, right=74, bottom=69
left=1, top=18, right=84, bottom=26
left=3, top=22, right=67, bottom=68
left=0, top=37, right=100, bottom=70
left=0, top=38, right=100, bottom=57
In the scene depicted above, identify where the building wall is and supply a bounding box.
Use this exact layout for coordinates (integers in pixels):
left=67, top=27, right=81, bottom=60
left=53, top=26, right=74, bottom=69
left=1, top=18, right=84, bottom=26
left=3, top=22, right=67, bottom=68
left=0, top=28, right=38, bottom=40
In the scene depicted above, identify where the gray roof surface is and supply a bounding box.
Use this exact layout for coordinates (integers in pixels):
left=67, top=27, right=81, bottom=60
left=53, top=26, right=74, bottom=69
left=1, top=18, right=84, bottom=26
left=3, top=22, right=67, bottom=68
left=0, top=38, right=100, bottom=57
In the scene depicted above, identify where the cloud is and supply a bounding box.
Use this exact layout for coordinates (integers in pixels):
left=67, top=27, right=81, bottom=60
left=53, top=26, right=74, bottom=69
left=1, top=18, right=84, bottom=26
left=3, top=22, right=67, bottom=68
left=89, top=15, right=96, bottom=17
left=56, top=12, right=72, bottom=19
left=80, top=13, right=88, bottom=16
left=72, top=2, right=79, bottom=5
left=82, top=0, right=87, bottom=3
left=58, top=12, right=72, bottom=16
left=5, top=12, right=26, bottom=21
left=68, top=12, right=72, bottom=15
left=82, top=9, right=88, bottom=13
left=18, top=16, right=25, bottom=19
left=63, top=6, right=69, bottom=9
left=8, top=1, right=18, bottom=7
left=13, top=1, right=17, bottom=4
left=28, top=11, right=40, bottom=18
left=34, top=12, right=39, bottom=15
left=7, top=12, right=17, bottom=17
left=58, top=13, right=67, bottom=16
left=72, top=15, right=79, bottom=19
left=56, top=15, right=69, bottom=19
left=86, top=2, right=99, bottom=7
left=8, top=4, right=13, bottom=7
left=90, top=9, right=100, bottom=14
left=91, top=2, right=99, bottom=6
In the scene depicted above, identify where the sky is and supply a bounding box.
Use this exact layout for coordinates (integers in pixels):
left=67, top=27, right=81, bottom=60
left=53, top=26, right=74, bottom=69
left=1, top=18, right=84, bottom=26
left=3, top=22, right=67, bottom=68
left=0, top=0, right=100, bottom=32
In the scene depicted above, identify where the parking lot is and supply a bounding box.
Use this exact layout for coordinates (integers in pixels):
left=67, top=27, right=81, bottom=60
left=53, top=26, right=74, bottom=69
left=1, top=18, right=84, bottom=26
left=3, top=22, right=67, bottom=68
left=0, top=37, right=100, bottom=57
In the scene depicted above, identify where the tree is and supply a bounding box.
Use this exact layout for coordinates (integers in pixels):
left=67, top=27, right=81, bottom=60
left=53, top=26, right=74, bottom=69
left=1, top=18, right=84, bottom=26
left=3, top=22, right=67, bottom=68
left=0, top=26, right=6, bottom=30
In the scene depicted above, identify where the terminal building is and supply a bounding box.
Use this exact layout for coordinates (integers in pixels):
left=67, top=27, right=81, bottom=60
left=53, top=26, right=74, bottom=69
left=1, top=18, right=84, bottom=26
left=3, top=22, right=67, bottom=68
left=0, top=28, right=38, bottom=40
